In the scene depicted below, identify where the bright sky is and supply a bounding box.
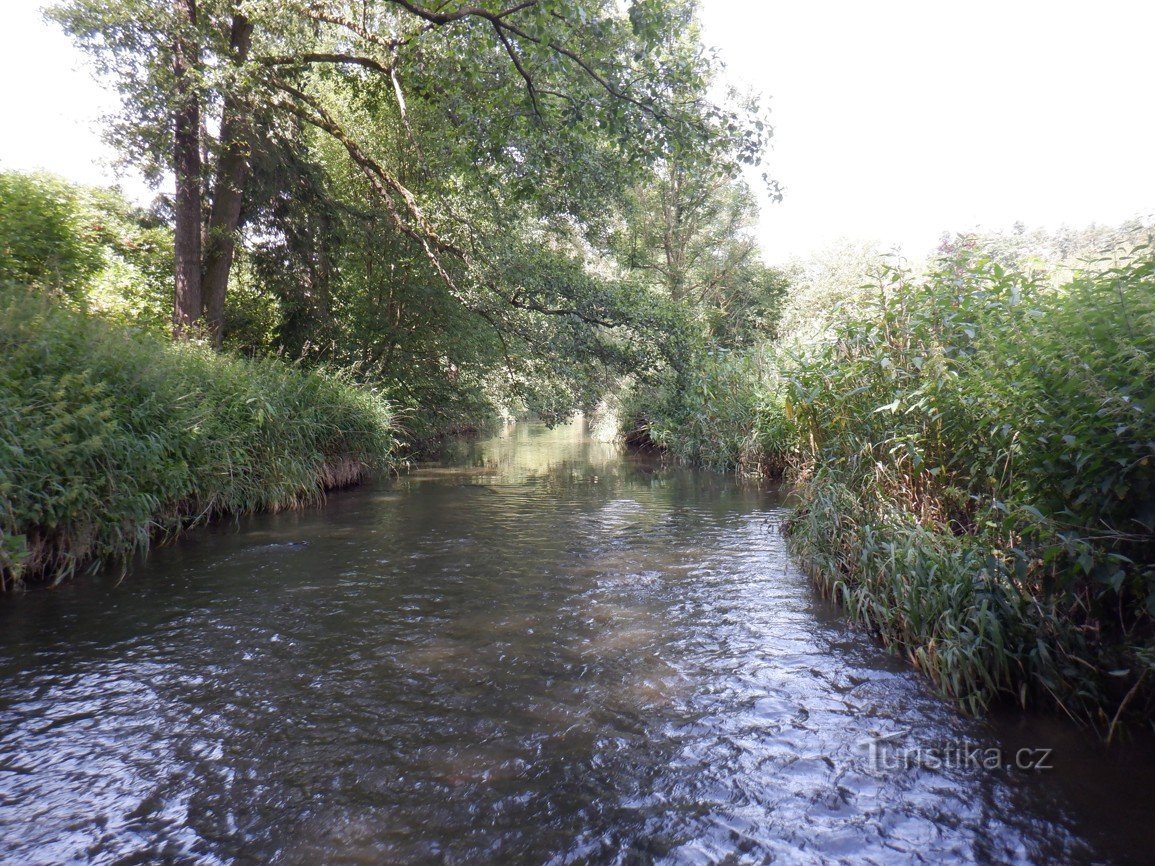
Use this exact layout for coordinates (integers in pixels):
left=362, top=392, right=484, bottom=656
left=700, top=0, right=1155, bottom=262
left=0, top=3, right=131, bottom=187
left=2, top=1, right=1153, bottom=264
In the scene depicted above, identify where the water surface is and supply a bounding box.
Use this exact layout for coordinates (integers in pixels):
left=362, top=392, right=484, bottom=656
left=2, top=421, right=1153, bottom=864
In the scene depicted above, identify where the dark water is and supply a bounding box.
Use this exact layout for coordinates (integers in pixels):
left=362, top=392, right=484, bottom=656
left=2, top=421, right=1154, bottom=865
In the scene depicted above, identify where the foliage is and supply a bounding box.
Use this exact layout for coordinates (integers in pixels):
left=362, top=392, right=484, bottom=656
left=0, top=171, right=105, bottom=297
left=51, top=0, right=771, bottom=385
left=612, top=159, right=787, bottom=346
left=46, top=0, right=775, bottom=439
left=0, top=284, right=396, bottom=590
left=621, top=232, right=1155, bottom=729
left=622, top=340, right=792, bottom=474
left=775, top=239, right=894, bottom=341
left=0, top=171, right=170, bottom=323
left=937, top=216, right=1154, bottom=286
left=784, top=248, right=1155, bottom=729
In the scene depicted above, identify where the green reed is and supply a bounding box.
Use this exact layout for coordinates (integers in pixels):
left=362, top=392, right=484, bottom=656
left=0, top=285, right=397, bottom=590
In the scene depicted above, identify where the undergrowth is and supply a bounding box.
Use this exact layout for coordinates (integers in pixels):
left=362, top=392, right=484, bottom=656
left=0, top=285, right=397, bottom=590
left=783, top=248, right=1155, bottom=732
left=625, top=245, right=1155, bottom=732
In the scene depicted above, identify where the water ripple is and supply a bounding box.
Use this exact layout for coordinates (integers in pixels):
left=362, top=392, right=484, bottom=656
left=1, top=422, right=1153, bottom=864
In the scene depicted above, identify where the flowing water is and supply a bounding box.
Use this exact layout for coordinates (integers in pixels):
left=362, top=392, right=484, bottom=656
left=2, top=421, right=1153, bottom=864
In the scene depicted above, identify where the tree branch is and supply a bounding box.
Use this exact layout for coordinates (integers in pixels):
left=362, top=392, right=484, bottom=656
left=267, top=77, right=464, bottom=295
left=371, top=0, right=668, bottom=122
left=302, top=7, right=423, bottom=50
left=492, top=22, right=541, bottom=120
left=381, top=0, right=540, bottom=25
left=499, top=292, right=616, bottom=327
left=259, top=52, right=392, bottom=75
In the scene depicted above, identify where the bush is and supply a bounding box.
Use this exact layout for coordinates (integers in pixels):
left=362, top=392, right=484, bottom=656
left=623, top=347, right=770, bottom=473
left=0, top=285, right=396, bottom=589
left=0, top=171, right=104, bottom=296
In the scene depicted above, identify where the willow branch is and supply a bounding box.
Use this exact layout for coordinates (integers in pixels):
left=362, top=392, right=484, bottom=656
left=268, top=77, right=464, bottom=297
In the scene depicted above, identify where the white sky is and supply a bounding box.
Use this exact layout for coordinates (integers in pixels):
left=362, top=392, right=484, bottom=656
left=2, top=0, right=1153, bottom=264
left=700, top=0, right=1155, bottom=262
left=0, top=3, right=135, bottom=189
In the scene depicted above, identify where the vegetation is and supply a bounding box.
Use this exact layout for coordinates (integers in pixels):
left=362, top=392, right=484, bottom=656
left=51, top=0, right=769, bottom=439
left=0, top=283, right=395, bottom=590
left=2, top=0, right=1151, bottom=735
left=783, top=247, right=1155, bottom=730
left=623, top=234, right=1155, bottom=731
left=4, top=0, right=772, bottom=586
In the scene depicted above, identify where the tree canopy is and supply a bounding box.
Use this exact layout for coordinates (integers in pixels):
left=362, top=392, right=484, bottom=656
left=50, top=0, right=774, bottom=428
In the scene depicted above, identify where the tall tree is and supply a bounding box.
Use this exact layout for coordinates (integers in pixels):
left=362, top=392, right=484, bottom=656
left=171, top=0, right=202, bottom=336
left=52, top=0, right=770, bottom=348
left=615, top=157, right=786, bottom=345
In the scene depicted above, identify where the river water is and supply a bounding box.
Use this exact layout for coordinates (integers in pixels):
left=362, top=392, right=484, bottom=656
left=1, top=421, right=1153, bottom=864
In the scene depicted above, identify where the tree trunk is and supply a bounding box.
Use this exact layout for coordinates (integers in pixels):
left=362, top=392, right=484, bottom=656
left=203, top=13, right=254, bottom=348
left=172, top=0, right=202, bottom=338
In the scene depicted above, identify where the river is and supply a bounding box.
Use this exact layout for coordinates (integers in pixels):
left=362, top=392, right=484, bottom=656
left=1, top=420, right=1153, bottom=864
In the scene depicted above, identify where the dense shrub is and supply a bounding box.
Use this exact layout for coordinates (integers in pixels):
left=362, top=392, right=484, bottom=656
left=784, top=248, right=1155, bottom=729
left=0, top=171, right=104, bottom=296
left=619, top=240, right=1155, bottom=730
left=0, top=285, right=396, bottom=589
left=623, top=347, right=774, bottom=473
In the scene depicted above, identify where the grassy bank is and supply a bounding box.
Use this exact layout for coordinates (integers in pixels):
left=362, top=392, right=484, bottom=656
left=784, top=250, right=1154, bottom=731
left=0, top=285, right=397, bottom=590
left=625, top=247, right=1155, bottom=731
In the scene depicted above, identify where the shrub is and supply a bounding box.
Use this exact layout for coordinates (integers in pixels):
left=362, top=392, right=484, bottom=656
left=622, top=347, right=769, bottom=473
left=0, top=171, right=103, bottom=296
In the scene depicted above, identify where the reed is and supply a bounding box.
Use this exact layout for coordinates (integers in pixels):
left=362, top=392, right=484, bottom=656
left=0, top=285, right=397, bottom=590
left=783, top=248, right=1155, bottom=730
left=625, top=244, right=1155, bottom=728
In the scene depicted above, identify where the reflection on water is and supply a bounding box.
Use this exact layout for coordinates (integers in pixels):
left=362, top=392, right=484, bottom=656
left=2, top=420, right=1154, bottom=864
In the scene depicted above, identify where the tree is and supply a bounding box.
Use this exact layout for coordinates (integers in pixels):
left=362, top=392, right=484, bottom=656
left=614, top=157, right=786, bottom=346
left=52, top=0, right=769, bottom=348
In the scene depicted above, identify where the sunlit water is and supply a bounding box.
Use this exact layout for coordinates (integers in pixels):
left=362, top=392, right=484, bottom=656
left=2, top=421, right=1154, bottom=864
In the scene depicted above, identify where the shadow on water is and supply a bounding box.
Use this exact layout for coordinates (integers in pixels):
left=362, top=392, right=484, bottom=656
left=2, top=419, right=1154, bottom=863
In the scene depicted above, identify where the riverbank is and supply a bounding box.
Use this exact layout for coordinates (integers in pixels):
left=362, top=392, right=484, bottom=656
left=624, top=249, right=1155, bottom=732
left=0, top=285, right=397, bottom=590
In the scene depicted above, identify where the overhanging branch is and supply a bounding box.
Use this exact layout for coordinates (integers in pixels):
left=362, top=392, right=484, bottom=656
left=259, top=53, right=393, bottom=75
left=268, top=77, right=464, bottom=296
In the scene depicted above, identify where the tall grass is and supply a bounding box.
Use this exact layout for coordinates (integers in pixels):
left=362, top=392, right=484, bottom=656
left=783, top=248, right=1155, bottom=730
left=625, top=244, right=1155, bottom=729
left=0, top=285, right=396, bottom=590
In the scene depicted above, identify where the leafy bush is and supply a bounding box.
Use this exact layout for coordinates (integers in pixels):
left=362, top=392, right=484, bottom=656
left=623, top=347, right=763, bottom=472
left=618, top=334, right=798, bottom=477
left=0, top=171, right=104, bottom=296
left=0, top=285, right=396, bottom=589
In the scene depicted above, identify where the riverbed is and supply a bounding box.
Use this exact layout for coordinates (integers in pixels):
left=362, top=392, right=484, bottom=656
left=1, top=421, right=1152, bottom=864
